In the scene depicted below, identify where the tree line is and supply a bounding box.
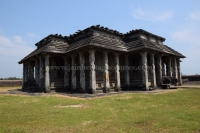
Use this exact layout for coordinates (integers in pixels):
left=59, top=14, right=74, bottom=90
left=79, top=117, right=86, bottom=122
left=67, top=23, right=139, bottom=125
left=0, top=77, right=22, bottom=80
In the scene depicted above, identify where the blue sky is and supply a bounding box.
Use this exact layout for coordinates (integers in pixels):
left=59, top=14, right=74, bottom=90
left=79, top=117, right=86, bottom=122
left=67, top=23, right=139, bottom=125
left=0, top=0, right=200, bottom=78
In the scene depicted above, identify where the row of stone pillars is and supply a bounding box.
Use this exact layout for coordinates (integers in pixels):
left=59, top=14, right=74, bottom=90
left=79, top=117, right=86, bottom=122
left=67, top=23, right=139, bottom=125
left=22, top=50, right=182, bottom=93
left=22, top=50, right=121, bottom=93
left=23, top=55, right=49, bottom=92
left=140, top=52, right=157, bottom=90
left=64, top=50, right=121, bottom=93
left=141, top=52, right=182, bottom=89
left=164, top=57, right=182, bottom=85
left=23, top=61, right=34, bottom=82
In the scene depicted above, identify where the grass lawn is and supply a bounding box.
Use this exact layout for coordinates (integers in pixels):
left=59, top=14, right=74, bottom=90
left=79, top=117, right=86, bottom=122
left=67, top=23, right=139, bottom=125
left=0, top=87, right=199, bottom=133
left=0, top=86, right=21, bottom=92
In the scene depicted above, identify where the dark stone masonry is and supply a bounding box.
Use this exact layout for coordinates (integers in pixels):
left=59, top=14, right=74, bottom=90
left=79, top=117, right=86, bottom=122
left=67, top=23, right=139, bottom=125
left=18, top=25, right=185, bottom=93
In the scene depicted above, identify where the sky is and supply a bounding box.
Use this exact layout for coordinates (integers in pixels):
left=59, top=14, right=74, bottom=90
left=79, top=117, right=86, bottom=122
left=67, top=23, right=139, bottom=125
left=0, top=0, right=200, bottom=78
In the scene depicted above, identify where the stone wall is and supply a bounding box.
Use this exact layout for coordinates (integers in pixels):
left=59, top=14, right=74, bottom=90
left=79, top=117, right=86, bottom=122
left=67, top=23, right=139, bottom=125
left=0, top=80, right=22, bottom=87
left=182, top=75, right=200, bottom=81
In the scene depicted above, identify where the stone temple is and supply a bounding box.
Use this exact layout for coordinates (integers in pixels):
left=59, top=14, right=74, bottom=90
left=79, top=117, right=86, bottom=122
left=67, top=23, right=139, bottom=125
left=18, top=25, right=185, bottom=93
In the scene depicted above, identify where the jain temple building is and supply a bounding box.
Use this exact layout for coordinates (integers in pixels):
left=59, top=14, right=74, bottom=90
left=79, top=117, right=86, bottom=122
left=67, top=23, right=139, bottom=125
left=18, top=25, right=185, bottom=93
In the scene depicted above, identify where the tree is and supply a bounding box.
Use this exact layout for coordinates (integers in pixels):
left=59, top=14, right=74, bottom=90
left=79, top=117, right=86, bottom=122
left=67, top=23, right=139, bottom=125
left=3, top=77, right=22, bottom=80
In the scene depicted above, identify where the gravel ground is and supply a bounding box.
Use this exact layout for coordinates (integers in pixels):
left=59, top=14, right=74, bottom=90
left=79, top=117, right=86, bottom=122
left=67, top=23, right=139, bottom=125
left=0, top=88, right=180, bottom=98
left=0, top=81, right=199, bottom=98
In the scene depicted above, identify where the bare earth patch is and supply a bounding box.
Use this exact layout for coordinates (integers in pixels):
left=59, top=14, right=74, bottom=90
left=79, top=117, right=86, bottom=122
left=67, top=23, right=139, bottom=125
left=49, top=94, right=82, bottom=99
left=153, top=89, right=181, bottom=94
left=54, top=104, right=88, bottom=108
left=115, top=95, right=132, bottom=100
left=82, top=121, right=92, bottom=126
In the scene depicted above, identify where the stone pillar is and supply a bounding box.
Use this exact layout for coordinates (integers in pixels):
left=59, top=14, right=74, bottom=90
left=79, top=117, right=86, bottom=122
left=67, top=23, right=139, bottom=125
left=167, top=57, right=172, bottom=77
left=35, top=58, right=39, bottom=84
left=157, top=54, right=162, bottom=86
left=79, top=52, right=85, bottom=92
left=162, top=62, right=165, bottom=76
left=64, top=56, right=70, bottom=90
left=44, top=55, right=50, bottom=93
left=103, top=51, right=110, bottom=93
left=71, top=54, right=76, bottom=91
left=39, top=56, right=43, bottom=89
left=51, top=57, right=57, bottom=81
left=114, top=53, right=121, bottom=91
left=89, top=49, right=96, bottom=93
left=150, top=53, right=156, bottom=88
left=22, top=62, right=26, bottom=91
left=125, top=54, right=130, bottom=90
left=31, top=62, right=34, bottom=80
left=28, top=61, right=34, bottom=80
left=25, top=62, right=28, bottom=82
left=140, top=52, right=148, bottom=90
left=173, top=58, right=178, bottom=79
left=23, top=63, right=25, bottom=83
left=177, top=58, right=182, bottom=86
left=28, top=61, right=31, bottom=80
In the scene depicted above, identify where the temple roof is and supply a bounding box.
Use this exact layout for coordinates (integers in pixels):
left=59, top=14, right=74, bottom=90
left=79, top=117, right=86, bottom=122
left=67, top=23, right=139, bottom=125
left=124, top=29, right=166, bottom=41
left=125, top=37, right=184, bottom=57
left=19, top=39, right=69, bottom=63
left=66, top=25, right=123, bottom=41
left=18, top=25, right=185, bottom=64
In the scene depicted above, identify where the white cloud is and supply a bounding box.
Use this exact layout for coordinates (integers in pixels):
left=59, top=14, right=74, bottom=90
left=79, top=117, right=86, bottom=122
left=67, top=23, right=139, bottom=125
left=0, top=35, right=35, bottom=57
left=0, top=36, right=13, bottom=47
left=0, top=32, right=38, bottom=78
left=131, top=7, right=173, bottom=22
left=171, top=25, right=200, bottom=75
left=14, top=36, right=27, bottom=45
left=172, top=29, right=200, bottom=45
left=189, top=11, right=200, bottom=20
left=26, top=33, right=40, bottom=44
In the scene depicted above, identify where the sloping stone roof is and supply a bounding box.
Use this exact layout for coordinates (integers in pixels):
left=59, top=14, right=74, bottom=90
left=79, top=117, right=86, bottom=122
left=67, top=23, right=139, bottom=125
left=90, top=33, right=127, bottom=52
left=18, top=38, right=69, bottom=63
left=124, top=29, right=166, bottom=41
left=18, top=25, right=185, bottom=64
left=125, top=37, right=185, bottom=57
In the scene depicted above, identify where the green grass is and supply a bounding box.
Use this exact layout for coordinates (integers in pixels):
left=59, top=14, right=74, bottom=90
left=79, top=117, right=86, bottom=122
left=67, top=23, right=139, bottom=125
left=0, top=86, right=21, bottom=92
left=0, top=88, right=200, bottom=133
